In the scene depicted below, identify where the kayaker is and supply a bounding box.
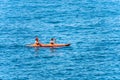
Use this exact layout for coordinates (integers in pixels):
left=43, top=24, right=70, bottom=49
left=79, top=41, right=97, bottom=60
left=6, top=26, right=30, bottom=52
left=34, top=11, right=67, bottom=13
left=50, top=38, right=55, bottom=44
left=35, top=36, right=41, bottom=45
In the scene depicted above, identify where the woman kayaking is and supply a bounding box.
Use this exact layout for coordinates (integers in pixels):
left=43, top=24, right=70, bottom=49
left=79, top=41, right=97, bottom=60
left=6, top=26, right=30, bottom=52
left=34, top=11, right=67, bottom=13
left=35, top=36, right=42, bottom=46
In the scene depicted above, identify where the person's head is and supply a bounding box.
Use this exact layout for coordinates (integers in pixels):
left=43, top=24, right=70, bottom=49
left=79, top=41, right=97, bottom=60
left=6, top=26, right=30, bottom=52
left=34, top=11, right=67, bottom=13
left=51, top=38, right=54, bottom=40
left=35, top=36, right=39, bottom=41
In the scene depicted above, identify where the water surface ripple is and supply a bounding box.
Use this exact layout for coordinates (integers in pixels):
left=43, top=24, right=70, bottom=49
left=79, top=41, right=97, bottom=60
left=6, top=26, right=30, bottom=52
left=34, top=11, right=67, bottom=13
left=0, top=0, right=120, bottom=80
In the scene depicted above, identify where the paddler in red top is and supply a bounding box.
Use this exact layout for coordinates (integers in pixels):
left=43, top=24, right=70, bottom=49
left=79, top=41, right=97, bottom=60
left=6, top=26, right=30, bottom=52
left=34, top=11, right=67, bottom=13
left=35, top=36, right=42, bottom=46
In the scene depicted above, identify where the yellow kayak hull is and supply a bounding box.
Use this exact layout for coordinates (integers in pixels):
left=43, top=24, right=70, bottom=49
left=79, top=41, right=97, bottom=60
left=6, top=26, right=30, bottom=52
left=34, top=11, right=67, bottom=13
left=27, top=43, right=70, bottom=47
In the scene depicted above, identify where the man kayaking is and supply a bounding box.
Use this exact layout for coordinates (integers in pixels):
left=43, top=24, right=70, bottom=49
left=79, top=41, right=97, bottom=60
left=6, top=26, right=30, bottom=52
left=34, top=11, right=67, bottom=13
left=50, top=38, right=56, bottom=44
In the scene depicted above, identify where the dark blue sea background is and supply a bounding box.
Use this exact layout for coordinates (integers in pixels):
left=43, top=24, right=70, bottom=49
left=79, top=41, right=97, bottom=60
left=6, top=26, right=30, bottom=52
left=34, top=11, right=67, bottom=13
left=0, top=0, right=120, bottom=80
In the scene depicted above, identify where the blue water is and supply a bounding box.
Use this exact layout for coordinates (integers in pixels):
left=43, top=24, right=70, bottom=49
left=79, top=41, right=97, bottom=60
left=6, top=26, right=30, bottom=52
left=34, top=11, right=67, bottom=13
left=0, top=0, right=120, bottom=80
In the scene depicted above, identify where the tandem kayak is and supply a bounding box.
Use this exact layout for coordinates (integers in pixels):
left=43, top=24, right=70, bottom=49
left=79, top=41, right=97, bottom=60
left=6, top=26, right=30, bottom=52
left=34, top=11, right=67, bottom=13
left=27, top=43, right=70, bottom=47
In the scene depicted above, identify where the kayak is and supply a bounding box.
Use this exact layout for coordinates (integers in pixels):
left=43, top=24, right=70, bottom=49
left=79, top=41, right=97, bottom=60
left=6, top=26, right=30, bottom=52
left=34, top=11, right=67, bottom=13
left=27, top=43, right=70, bottom=47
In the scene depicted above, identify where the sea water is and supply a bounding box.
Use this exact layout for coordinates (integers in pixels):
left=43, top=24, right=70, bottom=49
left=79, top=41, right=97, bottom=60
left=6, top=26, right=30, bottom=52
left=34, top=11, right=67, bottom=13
left=0, top=0, right=120, bottom=80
